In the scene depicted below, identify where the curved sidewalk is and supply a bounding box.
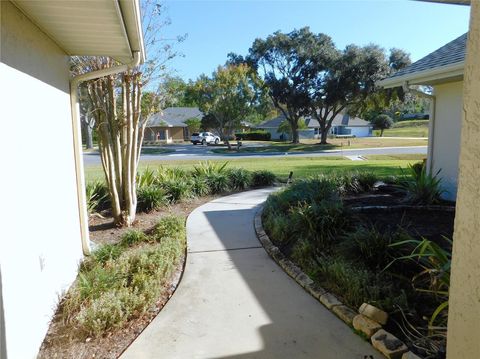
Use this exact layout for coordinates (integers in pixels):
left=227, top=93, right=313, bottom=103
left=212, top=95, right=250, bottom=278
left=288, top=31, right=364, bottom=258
left=121, top=189, right=380, bottom=359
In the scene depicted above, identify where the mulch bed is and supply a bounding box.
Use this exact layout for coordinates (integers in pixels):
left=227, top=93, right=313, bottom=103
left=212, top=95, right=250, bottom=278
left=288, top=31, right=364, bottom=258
left=37, top=196, right=216, bottom=359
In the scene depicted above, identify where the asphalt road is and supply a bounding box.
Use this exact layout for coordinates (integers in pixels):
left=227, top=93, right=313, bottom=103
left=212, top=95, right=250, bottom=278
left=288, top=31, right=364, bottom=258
left=82, top=143, right=427, bottom=166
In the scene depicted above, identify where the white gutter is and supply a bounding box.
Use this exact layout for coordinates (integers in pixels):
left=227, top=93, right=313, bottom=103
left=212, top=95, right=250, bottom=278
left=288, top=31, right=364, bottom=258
left=378, top=61, right=465, bottom=88
left=402, top=82, right=437, bottom=175
left=70, top=51, right=141, bottom=255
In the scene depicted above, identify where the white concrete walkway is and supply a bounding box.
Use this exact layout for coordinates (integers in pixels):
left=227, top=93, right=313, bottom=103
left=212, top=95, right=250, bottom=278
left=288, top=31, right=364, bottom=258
left=120, top=189, right=380, bottom=359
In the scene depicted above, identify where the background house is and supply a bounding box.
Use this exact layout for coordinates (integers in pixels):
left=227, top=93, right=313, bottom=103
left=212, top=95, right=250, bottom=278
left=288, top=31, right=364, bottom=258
left=256, top=113, right=371, bottom=141
left=379, top=33, right=466, bottom=201
left=0, top=1, right=144, bottom=358
left=146, top=107, right=202, bottom=143
left=256, top=115, right=315, bottom=140
left=305, top=113, right=372, bottom=138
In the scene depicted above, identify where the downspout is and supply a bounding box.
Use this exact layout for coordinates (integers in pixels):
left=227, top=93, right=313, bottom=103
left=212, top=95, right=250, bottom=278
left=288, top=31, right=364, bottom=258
left=70, top=51, right=141, bottom=255
left=402, top=82, right=436, bottom=174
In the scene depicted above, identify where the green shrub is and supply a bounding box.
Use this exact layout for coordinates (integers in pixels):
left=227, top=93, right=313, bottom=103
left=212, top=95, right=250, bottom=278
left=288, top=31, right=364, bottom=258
left=85, top=181, right=110, bottom=213
left=153, top=215, right=185, bottom=241
left=193, top=161, right=228, bottom=177
left=262, top=212, right=292, bottom=245
left=205, top=173, right=230, bottom=194
left=160, top=179, right=193, bottom=202
left=316, top=256, right=408, bottom=311
left=291, top=240, right=317, bottom=276
left=388, top=236, right=451, bottom=329
left=339, top=225, right=412, bottom=270
left=398, top=164, right=445, bottom=204
left=120, top=230, right=149, bottom=247
left=289, top=201, right=350, bottom=251
left=137, top=186, right=168, bottom=212
left=264, top=177, right=338, bottom=215
left=137, top=168, right=157, bottom=188
left=90, top=243, right=124, bottom=265
left=64, top=224, right=186, bottom=337
left=192, top=177, right=211, bottom=196
left=227, top=168, right=252, bottom=190
left=251, top=170, right=276, bottom=187
left=235, top=131, right=271, bottom=141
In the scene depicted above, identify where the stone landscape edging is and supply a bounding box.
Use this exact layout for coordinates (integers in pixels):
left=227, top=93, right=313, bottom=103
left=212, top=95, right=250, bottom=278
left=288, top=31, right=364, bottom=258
left=253, top=204, right=421, bottom=359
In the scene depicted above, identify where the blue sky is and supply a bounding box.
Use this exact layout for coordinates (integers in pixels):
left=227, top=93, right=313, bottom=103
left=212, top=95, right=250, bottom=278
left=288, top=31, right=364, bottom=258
left=161, top=0, right=470, bottom=81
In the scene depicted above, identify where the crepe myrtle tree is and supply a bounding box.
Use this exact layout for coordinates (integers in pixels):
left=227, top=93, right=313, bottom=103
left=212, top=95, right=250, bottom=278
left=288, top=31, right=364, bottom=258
left=71, top=0, right=184, bottom=226
left=193, top=64, right=260, bottom=150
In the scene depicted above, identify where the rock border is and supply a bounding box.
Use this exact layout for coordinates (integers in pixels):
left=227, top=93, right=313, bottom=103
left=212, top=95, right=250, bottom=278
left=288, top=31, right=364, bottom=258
left=253, top=205, right=420, bottom=359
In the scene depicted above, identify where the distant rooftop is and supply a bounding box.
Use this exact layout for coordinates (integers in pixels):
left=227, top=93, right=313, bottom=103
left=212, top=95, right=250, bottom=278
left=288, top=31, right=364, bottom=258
left=257, top=112, right=369, bottom=129
left=147, top=107, right=203, bottom=127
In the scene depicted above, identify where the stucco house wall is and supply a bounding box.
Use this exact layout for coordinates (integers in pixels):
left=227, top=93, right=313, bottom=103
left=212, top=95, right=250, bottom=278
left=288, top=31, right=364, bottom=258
left=429, top=81, right=463, bottom=201
left=146, top=126, right=186, bottom=143
left=0, top=2, right=84, bottom=358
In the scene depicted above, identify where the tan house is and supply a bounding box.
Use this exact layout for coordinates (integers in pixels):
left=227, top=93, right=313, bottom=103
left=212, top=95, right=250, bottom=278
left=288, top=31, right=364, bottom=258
left=379, top=33, right=466, bottom=201
left=146, top=107, right=203, bottom=143
left=0, top=1, right=144, bottom=358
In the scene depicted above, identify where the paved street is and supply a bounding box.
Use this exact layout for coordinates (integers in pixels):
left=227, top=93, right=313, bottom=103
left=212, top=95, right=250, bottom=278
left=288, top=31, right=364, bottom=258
left=83, top=143, right=427, bottom=166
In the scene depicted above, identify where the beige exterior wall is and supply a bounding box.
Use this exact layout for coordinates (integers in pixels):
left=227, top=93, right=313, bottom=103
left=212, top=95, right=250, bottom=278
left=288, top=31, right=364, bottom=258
left=429, top=81, right=463, bottom=201
left=0, top=2, right=83, bottom=358
left=146, top=126, right=186, bottom=143
left=447, top=4, right=480, bottom=358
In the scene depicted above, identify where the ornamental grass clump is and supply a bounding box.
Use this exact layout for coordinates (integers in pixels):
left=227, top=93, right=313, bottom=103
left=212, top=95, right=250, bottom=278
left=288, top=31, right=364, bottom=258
left=398, top=163, right=445, bottom=205
left=85, top=181, right=110, bottom=214
left=62, top=215, right=186, bottom=338
left=137, top=186, right=168, bottom=212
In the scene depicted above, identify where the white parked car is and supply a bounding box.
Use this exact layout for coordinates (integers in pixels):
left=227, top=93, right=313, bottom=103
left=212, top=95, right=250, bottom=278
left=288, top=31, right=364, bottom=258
left=191, top=132, right=221, bottom=145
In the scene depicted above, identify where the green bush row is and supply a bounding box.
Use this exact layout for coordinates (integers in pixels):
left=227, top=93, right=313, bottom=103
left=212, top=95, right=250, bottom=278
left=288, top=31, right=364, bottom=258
left=87, top=162, right=277, bottom=214
left=235, top=131, right=271, bottom=141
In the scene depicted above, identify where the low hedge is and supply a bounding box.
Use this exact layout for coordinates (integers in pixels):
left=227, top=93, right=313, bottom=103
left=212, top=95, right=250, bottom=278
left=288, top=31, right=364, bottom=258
left=235, top=131, right=271, bottom=141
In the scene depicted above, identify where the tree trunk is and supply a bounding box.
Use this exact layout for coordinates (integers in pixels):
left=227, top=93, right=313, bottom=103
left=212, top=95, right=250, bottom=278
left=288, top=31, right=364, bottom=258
left=85, top=125, right=93, bottom=149
left=87, top=70, right=143, bottom=227
left=380, top=128, right=384, bottom=137
left=291, top=121, right=299, bottom=144
left=320, top=129, right=329, bottom=144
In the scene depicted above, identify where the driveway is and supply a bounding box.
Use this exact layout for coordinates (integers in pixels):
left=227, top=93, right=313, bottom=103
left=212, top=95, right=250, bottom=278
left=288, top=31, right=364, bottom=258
left=83, top=143, right=427, bottom=165
left=120, top=189, right=381, bottom=359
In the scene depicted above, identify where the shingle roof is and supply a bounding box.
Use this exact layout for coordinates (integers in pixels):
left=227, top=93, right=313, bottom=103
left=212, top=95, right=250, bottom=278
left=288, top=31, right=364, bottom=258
left=147, top=107, right=203, bottom=127
left=305, top=114, right=370, bottom=128
left=257, top=115, right=287, bottom=128
left=257, top=112, right=369, bottom=129
left=388, top=33, right=467, bottom=80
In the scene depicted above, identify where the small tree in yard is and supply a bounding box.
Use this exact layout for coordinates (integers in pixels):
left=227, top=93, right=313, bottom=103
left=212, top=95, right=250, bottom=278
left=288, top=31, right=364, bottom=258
left=73, top=0, right=184, bottom=226
left=372, top=114, right=394, bottom=136
left=277, top=118, right=308, bottom=138
left=184, top=117, right=201, bottom=134
left=192, top=64, right=259, bottom=150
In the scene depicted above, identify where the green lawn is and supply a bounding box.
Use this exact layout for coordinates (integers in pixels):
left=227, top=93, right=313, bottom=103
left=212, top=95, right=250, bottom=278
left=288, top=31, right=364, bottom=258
left=212, top=137, right=427, bottom=154
left=84, top=154, right=425, bottom=183
left=373, top=120, right=429, bottom=138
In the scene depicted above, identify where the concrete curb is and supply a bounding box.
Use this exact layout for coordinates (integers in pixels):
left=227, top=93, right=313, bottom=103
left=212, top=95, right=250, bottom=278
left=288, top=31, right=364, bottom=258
left=253, top=205, right=418, bottom=359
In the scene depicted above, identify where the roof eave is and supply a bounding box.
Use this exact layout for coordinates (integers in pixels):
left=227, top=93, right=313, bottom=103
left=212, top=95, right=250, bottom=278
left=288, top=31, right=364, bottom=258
left=118, top=0, right=146, bottom=64
left=378, top=61, right=465, bottom=88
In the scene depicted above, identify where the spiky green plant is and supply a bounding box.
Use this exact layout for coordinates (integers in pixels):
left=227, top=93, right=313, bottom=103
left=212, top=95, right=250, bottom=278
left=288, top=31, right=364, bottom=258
left=85, top=181, right=110, bottom=213
left=398, top=164, right=445, bottom=205
left=137, top=186, right=168, bottom=212
left=193, top=161, right=229, bottom=177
